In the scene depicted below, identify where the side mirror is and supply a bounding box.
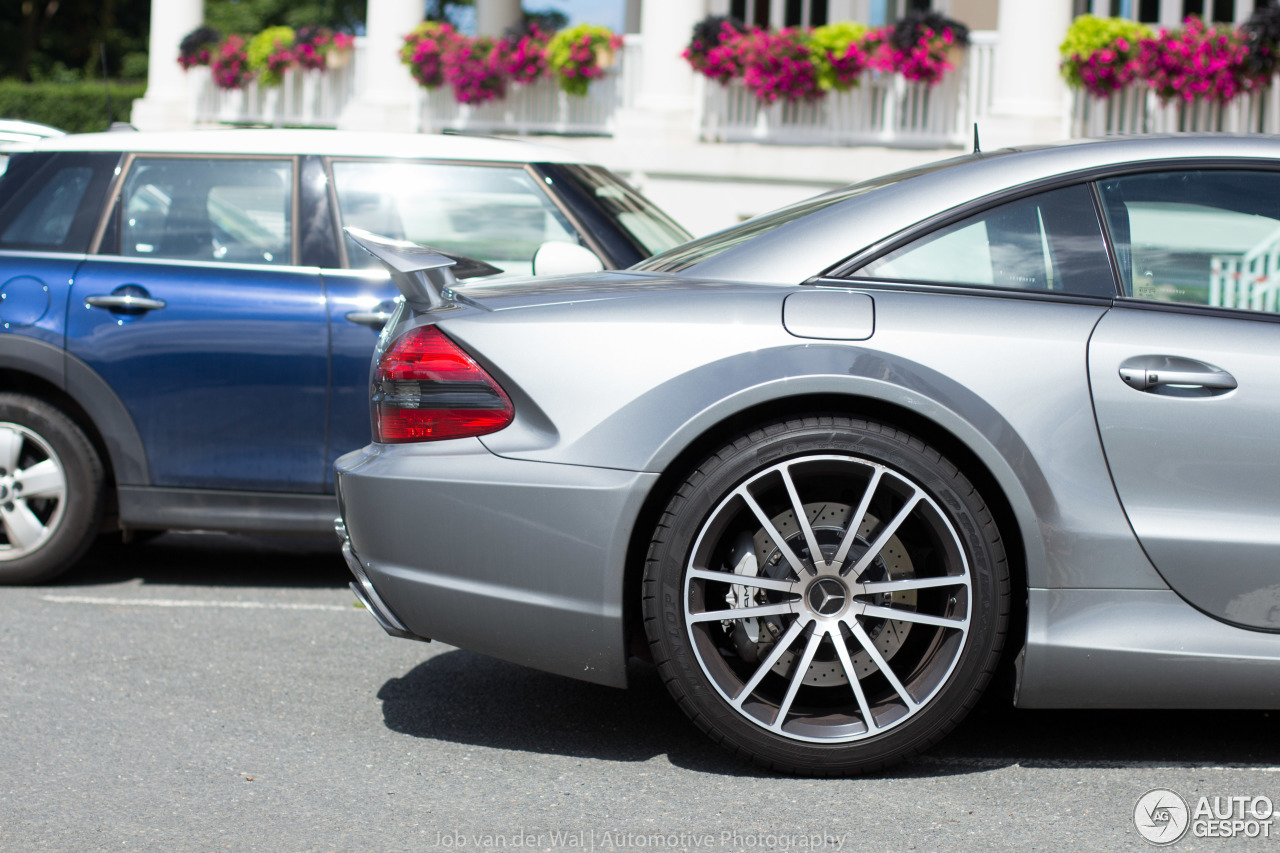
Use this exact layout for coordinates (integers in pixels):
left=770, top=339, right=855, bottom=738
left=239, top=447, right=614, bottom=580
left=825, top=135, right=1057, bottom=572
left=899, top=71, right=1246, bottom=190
left=531, top=241, right=605, bottom=277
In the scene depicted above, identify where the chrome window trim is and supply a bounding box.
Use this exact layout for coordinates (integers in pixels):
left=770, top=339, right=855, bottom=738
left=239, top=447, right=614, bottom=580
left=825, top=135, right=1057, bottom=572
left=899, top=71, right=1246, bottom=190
left=0, top=249, right=88, bottom=261
left=812, top=277, right=1115, bottom=308
left=77, top=253, right=320, bottom=276
left=317, top=267, right=389, bottom=279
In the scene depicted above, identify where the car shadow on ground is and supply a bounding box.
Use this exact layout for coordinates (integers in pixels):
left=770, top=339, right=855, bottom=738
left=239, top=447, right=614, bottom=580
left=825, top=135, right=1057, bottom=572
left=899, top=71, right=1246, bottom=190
left=52, top=531, right=351, bottom=589
left=380, top=649, right=1279, bottom=778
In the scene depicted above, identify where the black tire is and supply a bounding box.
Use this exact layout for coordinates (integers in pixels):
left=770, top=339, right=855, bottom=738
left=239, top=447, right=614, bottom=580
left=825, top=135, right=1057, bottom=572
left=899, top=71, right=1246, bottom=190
left=642, top=415, right=1008, bottom=777
left=0, top=394, right=105, bottom=584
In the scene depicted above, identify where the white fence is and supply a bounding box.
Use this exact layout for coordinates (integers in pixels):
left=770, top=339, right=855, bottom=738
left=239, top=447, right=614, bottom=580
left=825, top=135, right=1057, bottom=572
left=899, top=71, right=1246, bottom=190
left=413, top=36, right=640, bottom=136
left=189, top=31, right=999, bottom=148
left=1068, top=80, right=1280, bottom=137
left=192, top=39, right=364, bottom=127
left=1211, top=229, right=1280, bottom=312
left=696, top=31, right=998, bottom=148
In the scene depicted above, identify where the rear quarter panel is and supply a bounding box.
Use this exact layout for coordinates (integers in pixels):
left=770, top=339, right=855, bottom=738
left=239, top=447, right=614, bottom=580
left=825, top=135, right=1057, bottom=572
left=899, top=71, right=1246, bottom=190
left=441, top=280, right=1166, bottom=592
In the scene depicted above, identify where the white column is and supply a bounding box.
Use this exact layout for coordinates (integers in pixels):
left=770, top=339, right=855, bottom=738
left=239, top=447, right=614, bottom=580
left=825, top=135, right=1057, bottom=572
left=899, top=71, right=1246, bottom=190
left=609, top=0, right=709, bottom=146
left=476, top=0, right=523, bottom=37
left=982, top=0, right=1073, bottom=146
left=635, top=0, right=708, bottom=115
left=827, top=0, right=867, bottom=23
left=131, top=0, right=203, bottom=130
left=337, top=0, right=423, bottom=133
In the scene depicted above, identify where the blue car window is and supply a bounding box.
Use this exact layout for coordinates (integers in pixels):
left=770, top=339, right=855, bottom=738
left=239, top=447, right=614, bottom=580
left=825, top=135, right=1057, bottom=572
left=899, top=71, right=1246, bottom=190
left=118, top=158, right=293, bottom=265
left=0, top=166, right=90, bottom=248
left=330, top=160, right=577, bottom=276
left=0, top=151, right=118, bottom=253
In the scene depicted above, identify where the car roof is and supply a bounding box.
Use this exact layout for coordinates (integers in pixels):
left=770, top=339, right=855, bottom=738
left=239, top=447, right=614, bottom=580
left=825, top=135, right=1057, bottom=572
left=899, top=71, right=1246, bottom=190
left=0, top=120, right=65, bottom=146
left=683, top=134, right=1280, bottom=284
left=7, top=127, right=592, bottom=164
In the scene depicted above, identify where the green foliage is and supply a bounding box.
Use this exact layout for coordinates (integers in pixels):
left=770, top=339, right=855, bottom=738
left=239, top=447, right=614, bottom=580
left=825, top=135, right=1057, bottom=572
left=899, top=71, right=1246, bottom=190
left=0, top=80, right=146, bottom=133
left=246, top=26, right=296, bottom=87
left=204, top=0, right=366, bottom=35
left=120, top=52, right=149, bottom=81
left=0, top=0, right=150, bottom=82
left=27, top=62, right=83, bottom=84
left=1059, top=14, right=1151, bottom=85
left=546, top=24, right=620, bottom=96
left=525, top=8, right=569, bottom=33
left=809, top=21, right=869, bottom=91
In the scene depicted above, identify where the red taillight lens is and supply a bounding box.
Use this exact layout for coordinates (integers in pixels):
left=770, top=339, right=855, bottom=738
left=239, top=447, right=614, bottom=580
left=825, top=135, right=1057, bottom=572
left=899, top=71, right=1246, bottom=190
left=373, top=326, right=513, bottom=443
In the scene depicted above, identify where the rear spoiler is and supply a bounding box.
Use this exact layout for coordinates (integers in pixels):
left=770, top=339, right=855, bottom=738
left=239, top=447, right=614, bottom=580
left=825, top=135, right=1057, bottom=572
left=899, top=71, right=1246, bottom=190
left=343, top=227, right=502, bottom=311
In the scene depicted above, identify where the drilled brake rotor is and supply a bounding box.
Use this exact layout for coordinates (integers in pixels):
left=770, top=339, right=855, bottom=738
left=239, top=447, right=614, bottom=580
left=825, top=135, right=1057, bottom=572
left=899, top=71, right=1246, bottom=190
left=725, top=502, right=917, bottom=685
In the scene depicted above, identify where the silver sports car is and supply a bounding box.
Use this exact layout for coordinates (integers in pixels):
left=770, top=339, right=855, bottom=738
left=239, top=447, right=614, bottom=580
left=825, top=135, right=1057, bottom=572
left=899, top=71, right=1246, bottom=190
left=335, top=135, right=1280, bottom=776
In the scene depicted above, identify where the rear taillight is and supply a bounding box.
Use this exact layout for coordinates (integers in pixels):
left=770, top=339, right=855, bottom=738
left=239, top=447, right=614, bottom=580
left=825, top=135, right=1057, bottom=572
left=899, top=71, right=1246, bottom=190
left=373, top=326, right=513, bottom=443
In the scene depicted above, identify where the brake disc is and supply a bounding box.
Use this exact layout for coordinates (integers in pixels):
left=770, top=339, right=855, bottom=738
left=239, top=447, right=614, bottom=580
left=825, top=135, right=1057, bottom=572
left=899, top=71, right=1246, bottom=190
left=724, top=502, right=917, bottom=685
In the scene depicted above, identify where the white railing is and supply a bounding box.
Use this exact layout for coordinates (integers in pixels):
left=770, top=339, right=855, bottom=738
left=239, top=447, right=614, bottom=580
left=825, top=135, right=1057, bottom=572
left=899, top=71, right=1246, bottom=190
left=189, top=31, right=1003, bottom=148
left=192, top=38, right=365, bottom=127
left=696, top=31, right=998, bottom=148
left=1211, top=226, right=1280, bottom=312
left=1068, top=79, right=1280, bottom=137
left=413, top=35, right=640, bottom=136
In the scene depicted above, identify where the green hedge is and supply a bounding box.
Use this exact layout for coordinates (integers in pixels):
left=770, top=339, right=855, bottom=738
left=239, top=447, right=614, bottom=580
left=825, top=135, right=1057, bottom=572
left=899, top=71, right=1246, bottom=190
left=0, top=80, right=147, bottom=134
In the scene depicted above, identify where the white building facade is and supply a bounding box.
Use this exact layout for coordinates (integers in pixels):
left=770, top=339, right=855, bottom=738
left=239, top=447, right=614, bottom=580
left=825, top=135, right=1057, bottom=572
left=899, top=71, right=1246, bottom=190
left=131, top=0, right=1254, bottom=233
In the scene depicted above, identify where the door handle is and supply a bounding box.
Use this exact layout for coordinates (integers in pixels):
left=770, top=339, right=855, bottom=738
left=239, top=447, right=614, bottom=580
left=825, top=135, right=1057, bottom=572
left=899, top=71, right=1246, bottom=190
left=85, top=294, right=167, bottom=312
left=1118, top=356, right=1237, bottom=392
left=344, top=310, right=392, bottom=329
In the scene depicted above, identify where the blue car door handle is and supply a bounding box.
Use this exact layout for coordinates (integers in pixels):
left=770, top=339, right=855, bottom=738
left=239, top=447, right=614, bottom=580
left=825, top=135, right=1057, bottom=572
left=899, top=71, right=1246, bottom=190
left=1118, top=356, right=1237, bottom=392
left=85, top=294, right=167, bottom=312
left=344, top=310, right=392, bottom=329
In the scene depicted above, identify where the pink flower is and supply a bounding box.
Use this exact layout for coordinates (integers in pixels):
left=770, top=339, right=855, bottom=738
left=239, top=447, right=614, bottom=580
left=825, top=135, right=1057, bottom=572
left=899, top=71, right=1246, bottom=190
left=1136, top=16, right=1250, bottom=104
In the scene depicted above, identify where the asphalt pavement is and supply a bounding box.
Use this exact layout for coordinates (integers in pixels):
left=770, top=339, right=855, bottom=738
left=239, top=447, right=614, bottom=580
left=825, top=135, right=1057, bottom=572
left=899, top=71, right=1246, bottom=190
left=1, top=532, right=1277, bottom=852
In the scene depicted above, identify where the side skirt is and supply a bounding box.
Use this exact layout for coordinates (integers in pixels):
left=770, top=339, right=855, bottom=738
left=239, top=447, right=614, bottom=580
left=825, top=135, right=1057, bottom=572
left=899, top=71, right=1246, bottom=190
left=1016, top=588, right=1280, bottom=709
left=118, top=486, right=338, bottom=535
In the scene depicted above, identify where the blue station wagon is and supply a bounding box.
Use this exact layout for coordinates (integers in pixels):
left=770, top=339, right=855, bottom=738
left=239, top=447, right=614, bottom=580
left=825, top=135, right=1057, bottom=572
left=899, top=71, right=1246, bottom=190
left=0, top=129, right=689, bottom=582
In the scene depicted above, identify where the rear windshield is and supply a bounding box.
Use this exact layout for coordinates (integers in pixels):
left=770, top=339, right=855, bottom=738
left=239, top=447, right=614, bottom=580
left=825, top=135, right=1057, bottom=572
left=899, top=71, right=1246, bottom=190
left=633, top=157, right=973, bottom=274
left=534, top=163, right=691, bottom=266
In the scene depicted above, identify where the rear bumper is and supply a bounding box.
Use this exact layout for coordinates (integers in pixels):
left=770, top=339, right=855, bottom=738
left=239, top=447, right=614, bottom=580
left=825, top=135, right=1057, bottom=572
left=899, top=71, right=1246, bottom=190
left=337, top=522, right=425, bottom=642
left=334, top=439, right=657, bottom=688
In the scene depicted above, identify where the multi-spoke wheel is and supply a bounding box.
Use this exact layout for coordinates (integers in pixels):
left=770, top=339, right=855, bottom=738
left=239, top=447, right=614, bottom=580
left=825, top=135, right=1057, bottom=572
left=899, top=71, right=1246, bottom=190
left=644, top=416, right=1007, bottom=776
left=0, top=394, right=104, bottom=584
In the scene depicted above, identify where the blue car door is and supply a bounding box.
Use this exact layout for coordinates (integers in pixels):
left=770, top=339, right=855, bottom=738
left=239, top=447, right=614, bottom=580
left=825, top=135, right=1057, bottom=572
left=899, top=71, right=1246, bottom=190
left=67, top=155, right=330, bottom=493
left=0, top=151, right=119, bottom=354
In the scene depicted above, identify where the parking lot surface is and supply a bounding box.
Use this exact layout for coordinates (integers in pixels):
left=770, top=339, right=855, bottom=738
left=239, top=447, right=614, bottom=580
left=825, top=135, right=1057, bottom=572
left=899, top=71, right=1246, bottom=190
left=1, top=533, right=1277, bottom=852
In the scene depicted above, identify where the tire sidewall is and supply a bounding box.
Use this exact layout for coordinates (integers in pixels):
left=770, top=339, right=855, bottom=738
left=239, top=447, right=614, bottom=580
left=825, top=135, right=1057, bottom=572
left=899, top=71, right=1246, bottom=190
left=0, top=395, right=103, bottom=584
left=645, top=417, right=1007, bottom=774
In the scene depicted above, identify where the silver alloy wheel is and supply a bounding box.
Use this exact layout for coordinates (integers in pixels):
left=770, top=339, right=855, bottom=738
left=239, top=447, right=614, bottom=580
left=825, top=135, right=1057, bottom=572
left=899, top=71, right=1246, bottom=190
left=0, top=422, right=69, bottom=561
left=683, top=454, right=972, bottom=743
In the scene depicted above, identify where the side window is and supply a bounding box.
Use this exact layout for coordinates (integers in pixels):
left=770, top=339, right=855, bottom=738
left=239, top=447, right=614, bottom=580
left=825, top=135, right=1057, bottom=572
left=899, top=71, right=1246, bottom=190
left=1097, top=170, right=1280, bottom=313
left=329, top=160, right=578, bottom=276
left=848, top=184, right=1116, bottom=298
left=0, top=152, right=119, bottom=252
left=116, top=158, right=293, bottom=265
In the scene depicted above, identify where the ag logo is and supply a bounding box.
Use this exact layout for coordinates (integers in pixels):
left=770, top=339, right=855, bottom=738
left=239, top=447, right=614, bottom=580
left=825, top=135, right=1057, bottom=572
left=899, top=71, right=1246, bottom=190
left=1134, top=788, right=1190, bottom=845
